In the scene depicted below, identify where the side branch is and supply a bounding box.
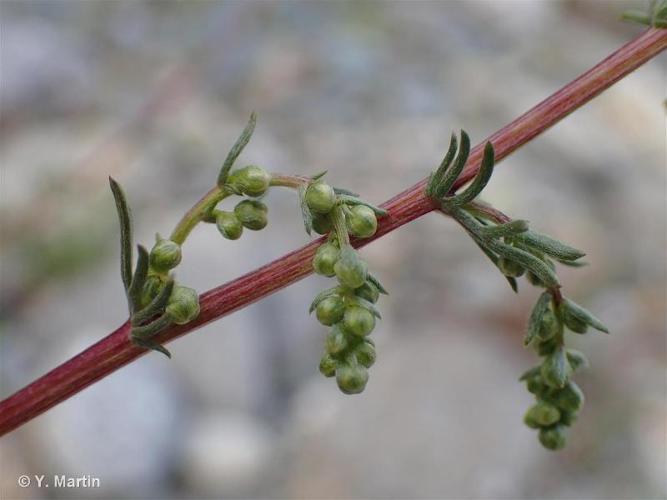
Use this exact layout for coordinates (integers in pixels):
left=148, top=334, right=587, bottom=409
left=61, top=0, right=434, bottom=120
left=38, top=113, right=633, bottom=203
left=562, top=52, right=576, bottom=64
left=1, top=28, right=665, bottom=437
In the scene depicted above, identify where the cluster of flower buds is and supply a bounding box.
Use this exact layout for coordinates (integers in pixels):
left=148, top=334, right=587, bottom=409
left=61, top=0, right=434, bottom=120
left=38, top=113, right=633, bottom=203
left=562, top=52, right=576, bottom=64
left=520, top=293, right=608, bottom=449
left=109, top=179, right=201, bottom=358
left=212, top=165, right=271, bottom=240
left=426, top=130, right=608, bottom=450
left=300, top=177, right=388, bottom=394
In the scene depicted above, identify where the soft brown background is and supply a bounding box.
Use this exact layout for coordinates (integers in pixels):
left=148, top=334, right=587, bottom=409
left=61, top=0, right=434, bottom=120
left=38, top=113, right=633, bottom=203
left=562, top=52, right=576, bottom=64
left=1, top=1, right=665, bottom=499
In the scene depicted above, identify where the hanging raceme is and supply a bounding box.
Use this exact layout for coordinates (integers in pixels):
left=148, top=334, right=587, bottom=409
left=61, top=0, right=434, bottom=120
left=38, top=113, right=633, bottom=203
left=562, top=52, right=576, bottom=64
left=426, top=131, right=609, bottom=450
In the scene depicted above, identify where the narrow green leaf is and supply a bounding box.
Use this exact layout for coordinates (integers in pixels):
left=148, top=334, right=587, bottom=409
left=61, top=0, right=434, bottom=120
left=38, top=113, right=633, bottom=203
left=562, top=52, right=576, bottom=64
left=333, top=187, right=360, bottom=197
left=109, top=177, right=133, bottom=292
left=337, top=195, right=388, bottom=216
left=132, top=278, right=175, bottom=326
left=479, top=219, right=529, bottom=239
left=468, top=231, right=518, bottom=292
left=348, top=296, right=382, bottom=319
left=311, top=170, right=328, bottom=181
left=435, top=130, right=470, bottom=198
left=515, top=230, right=585, bottom=261
left=556, top=259, right=589, bottom=268
left=298, top=184, right=313, bottom=235
left=131, top=335, right=172, bottom=358
left=448, top=141, right=495, bottom=206
left=566, top=349, right=590, bottom=371
left=367, top=273, right=389, bottom=295
left=620, top=10, right=652, bottom=25
left=562, top=298, right=609, bottom=333
left=127, top=245, right=149, bottom=312
left=426, top=132, right=458, bottom=198
left=490, top=240, right=560, bottom=288
left=518, top=365, right=541, bottom=381
left=525, top=291, right=553, bottom=346
left=131, top=312, right=172, bottom=339
left=217, top=112, right=257, bottom=187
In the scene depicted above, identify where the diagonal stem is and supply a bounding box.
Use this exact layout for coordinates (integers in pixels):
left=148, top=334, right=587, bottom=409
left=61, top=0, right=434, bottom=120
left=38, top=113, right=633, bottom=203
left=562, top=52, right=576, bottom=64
left=1, top=28, right=665, bottom=437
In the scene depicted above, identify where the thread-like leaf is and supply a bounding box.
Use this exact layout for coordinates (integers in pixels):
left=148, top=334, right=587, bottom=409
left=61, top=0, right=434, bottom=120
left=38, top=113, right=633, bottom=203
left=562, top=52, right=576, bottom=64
left=109, top=177, right=133, bottom=292
left=518, top=365, right=541, bottom=381
left=127, top=245, right=149, bottom=312
left=217, top=112, right=257, bottom=187
left=298, top=184, right=313, bottom=235
left=447, top=141, right=495, bottom=206
left=348, top=296, right=382, bottom=319
left=556, top=259, right=589, bottom=268
left=515, top=231, right=585, bottom=261
left=435, top=130, right=470, bottom=198
left=490, top=241, right=560, bottom=288
left=561, top=298, right=609, bottom=333
left=132, top=278, right=175, bottom=326
left=310, top=170, right=328, bottom=181
left=337, top=195, right=388, bottom=216
left=525, top=291, right=553, bottom=346
left=620, top=10, right=652, bottom=25
left=469, top=231, right=519, bottom=292
left=479, top=219, right=529, bottom=239
left=333, top=187, right=360, bottom=197
left=131, top=335, right=172, bottom=358
left=426, top=132, right=458, bottom=198
left=131, top=312, right=172, bottom=339
left=366, top=273, right=389, bottom=295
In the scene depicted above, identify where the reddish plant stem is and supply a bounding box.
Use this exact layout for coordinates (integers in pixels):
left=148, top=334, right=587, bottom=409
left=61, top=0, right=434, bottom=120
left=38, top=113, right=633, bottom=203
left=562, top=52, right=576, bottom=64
left=1, top=28, right=665, bottom=437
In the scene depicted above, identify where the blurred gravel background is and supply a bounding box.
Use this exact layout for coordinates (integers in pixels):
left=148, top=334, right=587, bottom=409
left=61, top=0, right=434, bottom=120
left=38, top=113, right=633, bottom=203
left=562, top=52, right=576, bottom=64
left=1, top=1, right=665, bottom=499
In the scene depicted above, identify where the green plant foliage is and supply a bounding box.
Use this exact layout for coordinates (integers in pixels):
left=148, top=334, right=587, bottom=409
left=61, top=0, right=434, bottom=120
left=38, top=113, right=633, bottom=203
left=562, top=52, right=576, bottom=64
left=425, top=130, right=608, bottom=450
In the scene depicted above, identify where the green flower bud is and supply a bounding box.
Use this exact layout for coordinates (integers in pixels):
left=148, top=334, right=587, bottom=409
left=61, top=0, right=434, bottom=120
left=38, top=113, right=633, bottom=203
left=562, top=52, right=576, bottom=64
left=334, top=247, right=368, bottom=289
left=336, top=363, right=369, bottom=395
left=319, top=355, right=337, bottom=378
left=535, top=337, right=558, bottom=356
left=498, top=257, right=525, bottom=278
left=538, top=425, right=567, bottom=450
left=216, top=211, right=243, bottom=240
left=346, top=205, right=377, bottom=239
left=524, top=402, right=561, bottom=427
left=149, top=238, right=182, bottom=272
left=526, top=375, right=548, bottom=396
left=355, top=282, right=380, bottom=304
left=355, top=339, right=376, bottom=368
left=559, top=410, right=578, bottom=426
left=234, top=199, right=268, bottom=230
left=563, top=312, right=588, bottom=334
left=316, top=296, right=345, bottom=326
left=311, top=213, right=332, bottom=235
left=537, top=310, right=559, bottom=341
left=343, top=306, right=375, bottom=337
left=166, top=285, right=200, bottom=325
left=553, top=380, right=584, bottom=412
left=229, top=165, right=271, bottom=197
left=313, top=243, right=340, bottom=277
left=325, top=325, right=348, bottom=355
left=305, top=182, right=336, bottom=214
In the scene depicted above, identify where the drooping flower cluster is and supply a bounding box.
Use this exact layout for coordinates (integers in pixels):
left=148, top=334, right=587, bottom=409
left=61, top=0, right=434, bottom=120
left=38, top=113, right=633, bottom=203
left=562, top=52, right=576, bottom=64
left=426, top=130, right=608, bottom=450
left=301, top=178, right=388, bottom=394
